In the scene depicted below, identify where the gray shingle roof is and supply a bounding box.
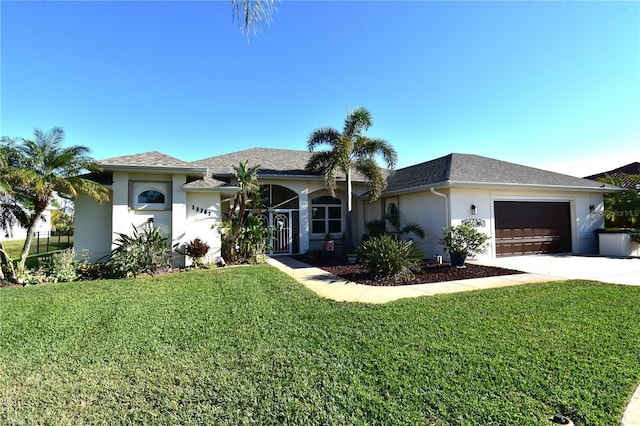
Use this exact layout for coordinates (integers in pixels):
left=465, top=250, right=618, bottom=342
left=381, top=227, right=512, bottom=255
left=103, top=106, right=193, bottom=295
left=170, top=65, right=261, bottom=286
left=183, top=176, right=230, bottom=190
left=384, top=153, right=619, bottom=194
left=192, top=147, right=371, bottom=181
left=99, top=151, right=204, bottom=171
left=192, top=148, right=316, bottom=177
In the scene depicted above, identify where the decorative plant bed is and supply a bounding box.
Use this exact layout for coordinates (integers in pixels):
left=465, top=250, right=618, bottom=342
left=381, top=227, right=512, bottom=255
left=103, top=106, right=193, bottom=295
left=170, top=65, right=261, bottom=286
left=290, top=255, right=522, bottom=287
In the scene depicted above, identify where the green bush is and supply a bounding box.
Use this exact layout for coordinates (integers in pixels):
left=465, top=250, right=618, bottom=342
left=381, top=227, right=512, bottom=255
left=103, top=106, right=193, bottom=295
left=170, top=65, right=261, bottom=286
left=107, top=226, right=172, bottom=278
left=440, top=224, right=489, bottom=259
left=43, top=248, right=77, bottom=283
left=358, top=234, right=424, bottom=282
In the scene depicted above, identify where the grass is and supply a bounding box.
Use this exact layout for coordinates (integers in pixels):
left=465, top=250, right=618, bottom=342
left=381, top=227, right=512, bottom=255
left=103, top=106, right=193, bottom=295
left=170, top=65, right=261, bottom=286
left=1, top=265, right=639, bottom=425
left=1, top=236, right=74, bottom=268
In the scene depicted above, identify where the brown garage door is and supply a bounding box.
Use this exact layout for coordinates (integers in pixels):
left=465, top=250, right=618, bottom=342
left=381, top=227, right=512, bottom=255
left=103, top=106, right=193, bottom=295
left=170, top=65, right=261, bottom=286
left=494, top=201, right=571, bottom=256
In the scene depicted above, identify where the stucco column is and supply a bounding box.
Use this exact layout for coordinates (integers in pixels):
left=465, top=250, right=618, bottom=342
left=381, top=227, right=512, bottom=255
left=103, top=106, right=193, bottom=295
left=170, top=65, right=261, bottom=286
left=299, top=187, right=309, bottom=253
left=111, top=171, right=129, bottom=250
left=172, top=174, right=187, bottom=266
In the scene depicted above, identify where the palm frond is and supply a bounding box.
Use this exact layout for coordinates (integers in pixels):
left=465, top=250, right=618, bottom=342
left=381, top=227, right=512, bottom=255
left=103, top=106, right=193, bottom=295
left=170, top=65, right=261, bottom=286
left=353, top=136, right=397, bottom=170
left=354, top=156, right=387, bottom=202
left=232, top=0, right=276, bottom=40
left=305, top=151, right=334, bottom=173
left=343, top=107, right=372, bottom=137
left=307, top=127, right=341, bottom=151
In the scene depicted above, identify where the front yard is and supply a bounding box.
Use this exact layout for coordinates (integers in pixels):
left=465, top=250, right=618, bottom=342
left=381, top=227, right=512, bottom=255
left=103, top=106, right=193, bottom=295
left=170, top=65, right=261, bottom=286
left=1, top=265, right=639, bottom=425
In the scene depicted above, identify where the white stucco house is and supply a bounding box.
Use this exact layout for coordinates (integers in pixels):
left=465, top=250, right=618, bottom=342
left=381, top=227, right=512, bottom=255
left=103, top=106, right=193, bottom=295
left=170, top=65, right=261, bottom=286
left=73, top=148, right=618, bottom=266
left=1, top=205, right=53, bottom=242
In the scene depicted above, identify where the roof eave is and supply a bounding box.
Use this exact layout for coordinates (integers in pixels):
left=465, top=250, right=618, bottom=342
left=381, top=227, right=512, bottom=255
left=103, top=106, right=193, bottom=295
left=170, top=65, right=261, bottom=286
left=99, top=165, right=207, bottom=174
left=379, top=180, right=623, bottom=197
left=447, top=181, right=624, bottom=192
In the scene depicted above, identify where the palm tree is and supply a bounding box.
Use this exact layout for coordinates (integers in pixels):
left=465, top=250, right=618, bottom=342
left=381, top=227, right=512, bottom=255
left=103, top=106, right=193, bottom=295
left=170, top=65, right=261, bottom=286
left=305, top=107, right=397, bottom=248
left=0, top=142, right=29, bottom=280
left=219, top=160, right=263, bottom=261
left=2, top=127, right=110, bottom=277
left=232, top=0, right=276, bottom=39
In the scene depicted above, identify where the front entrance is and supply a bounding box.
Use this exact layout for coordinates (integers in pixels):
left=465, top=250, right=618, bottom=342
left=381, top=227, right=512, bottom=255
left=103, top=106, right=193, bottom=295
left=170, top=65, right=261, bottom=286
left=257, top=210, right=292, bottom=255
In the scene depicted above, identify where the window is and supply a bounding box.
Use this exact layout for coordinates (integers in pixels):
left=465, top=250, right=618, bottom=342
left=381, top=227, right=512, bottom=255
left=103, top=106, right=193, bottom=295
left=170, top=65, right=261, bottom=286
left=131, top=181, right=170, bottom=210
left=138, top=190, right=165, bottom=204
left=311, top=195, right=342, bottom=234
left=387, top=202, right=399, bottom=224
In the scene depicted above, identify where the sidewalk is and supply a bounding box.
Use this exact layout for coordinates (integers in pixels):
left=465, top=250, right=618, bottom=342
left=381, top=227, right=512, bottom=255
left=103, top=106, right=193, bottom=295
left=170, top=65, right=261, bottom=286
left=266, top=256, right=560, bottom=304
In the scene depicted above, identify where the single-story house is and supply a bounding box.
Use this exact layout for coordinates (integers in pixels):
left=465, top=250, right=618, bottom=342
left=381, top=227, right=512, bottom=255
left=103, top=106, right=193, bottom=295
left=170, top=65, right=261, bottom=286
left=1, top=204, right=53, bottom=242
left=73, top=149, right=619, bottom=265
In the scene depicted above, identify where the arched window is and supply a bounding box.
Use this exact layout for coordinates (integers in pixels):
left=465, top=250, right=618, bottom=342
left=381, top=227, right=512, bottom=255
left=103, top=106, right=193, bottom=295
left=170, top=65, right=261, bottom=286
left=138, top=190, right=165, bottom=204
left=387, top=202, right=399, bottom=224
left=311, top=195, right=342, bottom=235
left=131, top=182, right=170, bottom=210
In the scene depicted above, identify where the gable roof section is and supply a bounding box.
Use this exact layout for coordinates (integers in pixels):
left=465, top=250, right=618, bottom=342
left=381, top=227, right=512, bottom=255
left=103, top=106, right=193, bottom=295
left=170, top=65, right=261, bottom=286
left=584, top=162, right=640, bottom=189
left=384, top=153, right=620, bottom=195
left=99, top=151, right=206, bottom=173
left=192, top=147, right=372, bottom=181
left=182, top=176, right=231, bottom=190
left=192, top=148, right=316, bottom=177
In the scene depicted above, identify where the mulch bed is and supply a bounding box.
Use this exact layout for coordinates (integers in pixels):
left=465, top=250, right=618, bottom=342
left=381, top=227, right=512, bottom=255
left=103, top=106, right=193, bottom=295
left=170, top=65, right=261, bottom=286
left=290, top=254, right=523, bottom=287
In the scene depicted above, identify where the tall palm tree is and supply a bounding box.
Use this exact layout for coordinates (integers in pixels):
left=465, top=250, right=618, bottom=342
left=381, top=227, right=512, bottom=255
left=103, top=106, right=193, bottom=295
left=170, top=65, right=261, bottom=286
left=2, top=127, right=110, bottom=277
left=305, top=107, right=397, bottom=248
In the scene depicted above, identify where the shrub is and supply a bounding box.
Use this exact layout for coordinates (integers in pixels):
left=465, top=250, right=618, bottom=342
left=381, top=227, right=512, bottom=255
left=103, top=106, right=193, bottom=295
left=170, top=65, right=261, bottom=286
left=183, top=238, right=211, bottom=267
left=358, top=234, right=424, bottom=282
left=107, top=226, right=172, bottom=278
left=43, top=248, right=77, bottom=283
left=440, top=224, right=489, bottom=259
left=75, top=249, right=110, bottom=281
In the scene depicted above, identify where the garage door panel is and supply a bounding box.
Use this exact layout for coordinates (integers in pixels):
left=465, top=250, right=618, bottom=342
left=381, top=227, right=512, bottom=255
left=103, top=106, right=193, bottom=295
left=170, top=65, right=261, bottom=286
left=495, top=201, right=571, bottom=257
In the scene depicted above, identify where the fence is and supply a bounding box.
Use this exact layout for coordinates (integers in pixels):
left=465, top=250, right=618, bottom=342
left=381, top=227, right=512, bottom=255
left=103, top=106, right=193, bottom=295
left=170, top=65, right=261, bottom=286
left=31, top=231, right=74, bottom=255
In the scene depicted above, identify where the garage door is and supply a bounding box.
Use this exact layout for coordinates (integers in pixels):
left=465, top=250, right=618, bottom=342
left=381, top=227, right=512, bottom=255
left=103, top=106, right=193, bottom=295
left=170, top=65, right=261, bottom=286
left=494, top=201, right=571, bottom=256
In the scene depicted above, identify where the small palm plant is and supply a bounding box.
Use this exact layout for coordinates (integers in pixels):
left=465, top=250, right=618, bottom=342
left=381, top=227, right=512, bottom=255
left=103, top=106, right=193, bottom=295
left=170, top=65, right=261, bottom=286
left=107, top=225, right=171, bottom=277
left=358, top=234, right=424, bottom=282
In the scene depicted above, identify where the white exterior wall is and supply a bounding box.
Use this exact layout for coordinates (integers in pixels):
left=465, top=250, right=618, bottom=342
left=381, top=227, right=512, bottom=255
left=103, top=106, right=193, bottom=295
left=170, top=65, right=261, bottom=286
left=171, top=174, right=187, bottom=267
left=365, top=187, right=605, bottom=262
left=391, top=190, right=449, bottom=259
left=448, top=187, right=605, bottom=261
left=183, top=192, right=221, bottom=266
left=73, top=193, right=113, bottom=262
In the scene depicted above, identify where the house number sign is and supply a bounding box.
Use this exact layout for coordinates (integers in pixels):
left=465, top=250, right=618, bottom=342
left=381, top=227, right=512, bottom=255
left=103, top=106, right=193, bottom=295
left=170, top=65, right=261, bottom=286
left=462, top=218, right=486, bottom=228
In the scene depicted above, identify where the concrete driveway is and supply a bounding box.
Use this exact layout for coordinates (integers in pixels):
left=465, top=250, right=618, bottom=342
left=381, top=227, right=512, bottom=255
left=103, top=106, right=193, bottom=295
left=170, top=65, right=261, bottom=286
left=479, top=254, right=640, bottom=286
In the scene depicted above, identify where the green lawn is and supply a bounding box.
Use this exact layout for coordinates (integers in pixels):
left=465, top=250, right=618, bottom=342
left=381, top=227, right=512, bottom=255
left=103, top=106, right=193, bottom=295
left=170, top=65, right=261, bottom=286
left=1, top=266, right=639, bottom=425
left=1, top=236, right=74, bottom=258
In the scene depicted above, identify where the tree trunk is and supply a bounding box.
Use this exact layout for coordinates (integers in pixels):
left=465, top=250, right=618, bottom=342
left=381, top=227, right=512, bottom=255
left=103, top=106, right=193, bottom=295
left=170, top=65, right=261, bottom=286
left=0, top=242, right=5, bottom=280
left=344, top=169, right=354, bottom=248
left=18, top=210, right=43, bottom=275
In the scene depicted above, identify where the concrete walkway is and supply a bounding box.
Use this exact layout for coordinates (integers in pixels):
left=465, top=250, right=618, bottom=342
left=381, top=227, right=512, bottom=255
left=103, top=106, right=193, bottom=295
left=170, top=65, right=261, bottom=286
left=266, top=256, right=560, bottom=304
left=265, top=255, right=640, bottom=426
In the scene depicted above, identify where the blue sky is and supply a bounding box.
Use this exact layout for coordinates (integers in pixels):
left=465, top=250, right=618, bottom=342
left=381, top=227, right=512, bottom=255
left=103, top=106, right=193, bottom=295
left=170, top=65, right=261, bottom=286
left=1, top=0, right=638, bottom=177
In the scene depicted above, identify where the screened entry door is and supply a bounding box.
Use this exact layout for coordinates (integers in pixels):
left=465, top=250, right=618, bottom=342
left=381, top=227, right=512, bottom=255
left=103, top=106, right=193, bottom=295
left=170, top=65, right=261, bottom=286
left=257, top=210, right=292, bottom=255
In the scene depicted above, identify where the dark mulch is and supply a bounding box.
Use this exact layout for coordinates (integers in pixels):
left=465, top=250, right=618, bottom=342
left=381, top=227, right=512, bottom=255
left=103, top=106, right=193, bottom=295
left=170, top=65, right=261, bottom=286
left=290, top=254, right=523, bottom=287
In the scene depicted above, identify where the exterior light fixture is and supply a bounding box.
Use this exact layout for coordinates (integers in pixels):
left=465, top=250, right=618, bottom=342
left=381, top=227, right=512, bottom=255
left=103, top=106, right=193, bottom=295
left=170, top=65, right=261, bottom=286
left=471, top=204, right=478, bottom=215
left=589, top=204, right=595, bottom=214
